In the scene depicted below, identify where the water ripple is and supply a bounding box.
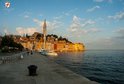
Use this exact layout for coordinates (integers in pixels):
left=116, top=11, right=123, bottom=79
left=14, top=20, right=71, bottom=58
left=53, top=50, right=124, bottom=84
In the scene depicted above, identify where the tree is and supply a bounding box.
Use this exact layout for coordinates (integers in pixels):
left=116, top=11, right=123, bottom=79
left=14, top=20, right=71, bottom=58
left=36, top=33, right=43, bottom=40
left=52, top=34, right=58, bottom=38
left=1, top=35, right=13, bottom=47
left=26, top=34, right=30, bottom=38
left=1, top=35, right=24, bottom=52
left=58, top=36, right=63, bottom=40
left=58, top=36, right=72, bottom=43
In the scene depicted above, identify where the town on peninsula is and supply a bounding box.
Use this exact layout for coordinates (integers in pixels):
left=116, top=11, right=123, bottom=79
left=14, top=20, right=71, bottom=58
left=0, top=20, right=85, bottom=52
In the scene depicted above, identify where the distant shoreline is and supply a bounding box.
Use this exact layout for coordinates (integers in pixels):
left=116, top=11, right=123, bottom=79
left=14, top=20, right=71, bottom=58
left=85, top=49, right=124, bottom=51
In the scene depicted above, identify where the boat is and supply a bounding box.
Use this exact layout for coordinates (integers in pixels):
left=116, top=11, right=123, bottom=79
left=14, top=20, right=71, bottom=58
left=40, top=49, right=58, bottom=56
left=40, top=49, right=47, bottom=55
left=46, top=51, right=58, bottom=56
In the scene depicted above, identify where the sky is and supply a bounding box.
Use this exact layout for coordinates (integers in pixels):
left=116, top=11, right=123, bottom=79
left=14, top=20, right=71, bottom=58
left=0, top=0, right=124, bottom=50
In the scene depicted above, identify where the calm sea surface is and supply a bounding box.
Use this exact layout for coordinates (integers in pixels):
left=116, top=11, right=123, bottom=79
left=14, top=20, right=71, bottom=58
left=48, top=50, right=124, bottom=84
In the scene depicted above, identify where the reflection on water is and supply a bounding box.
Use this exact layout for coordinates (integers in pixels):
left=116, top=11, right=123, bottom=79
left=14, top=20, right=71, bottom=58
left=48, top=50, right=124, bottom=84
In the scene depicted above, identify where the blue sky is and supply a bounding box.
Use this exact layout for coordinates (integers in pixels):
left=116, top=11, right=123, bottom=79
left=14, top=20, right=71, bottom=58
left=0, top=0, right=124, bottom=50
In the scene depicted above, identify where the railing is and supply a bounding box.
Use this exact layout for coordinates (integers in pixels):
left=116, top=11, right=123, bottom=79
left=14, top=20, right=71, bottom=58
left=0, top=51, right=27, bottom=64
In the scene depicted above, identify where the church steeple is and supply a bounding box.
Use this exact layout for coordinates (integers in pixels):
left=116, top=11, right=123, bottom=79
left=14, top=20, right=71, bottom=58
left=43, top=19, right=47, bottom=36
left=42, top=19, right=47, bottom=49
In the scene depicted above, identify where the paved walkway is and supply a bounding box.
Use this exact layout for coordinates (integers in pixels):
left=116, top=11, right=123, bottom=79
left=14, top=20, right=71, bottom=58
left=0, top=52, right=99, bottom=84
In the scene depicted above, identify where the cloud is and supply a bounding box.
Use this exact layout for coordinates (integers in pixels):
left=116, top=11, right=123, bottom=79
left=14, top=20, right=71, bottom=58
left=93, top=0, right=104, bottom=2
left=62, top=8, right=78, bottom=16
left=86, top=34, right=124, bottom=50
left=47, top=20, right=63, bottom=32
left=87, top=6, right=100, bottom=12
left=19, top=11, right=31, bottom=18
left=24, top=15, right=29, bottom=18
left=68, top=16, right=83, bottom=37
left=33, top=19, right=63, bottom=33
left=108, top=11, right=124, bottom=20
left=33, top=19, right=42, bottom=26
left=67, top=16, right=100, bottom=38
left=93, top=0, right=112, bottom=3
left=71, top=15, right=95, bottom=28
left=94, top=38, right=113, bottom=46
left=91, top=28, right=124, bottom=49
left=115, top=28, right=124, bottom=34
left=4, top=29, right=9, bottom=34
left=86, top=37, right=115, bottom=49
left=53, top=16, right=63, bottom=20
left=114, top=28, right=124, bottom=39
left=16, top=27, right=37, bottom=35
left=82, top=20, right=96, bottom=27
left=53, top=8, right=78, bottom=21
left=108, top=0, right=112, bottom=3
left=87, top=28, right=101, bottom=33
left=94, top=28, right=124, bottom=49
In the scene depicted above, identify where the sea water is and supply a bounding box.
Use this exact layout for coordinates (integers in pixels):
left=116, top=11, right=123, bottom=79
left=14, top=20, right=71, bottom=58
left=49, top=50, right=124, bottom=84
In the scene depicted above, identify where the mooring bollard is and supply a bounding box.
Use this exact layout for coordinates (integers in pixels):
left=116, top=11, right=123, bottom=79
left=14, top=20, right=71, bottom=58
left=28, top=65, right=38, bottom=76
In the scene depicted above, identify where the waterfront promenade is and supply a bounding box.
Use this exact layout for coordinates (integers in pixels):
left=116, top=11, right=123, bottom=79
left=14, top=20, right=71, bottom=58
left=0, top=52, right=98, bottom=84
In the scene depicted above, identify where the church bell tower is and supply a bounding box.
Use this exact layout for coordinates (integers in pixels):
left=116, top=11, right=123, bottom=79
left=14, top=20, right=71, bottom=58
left=42, top=19, right=47, bottom=49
